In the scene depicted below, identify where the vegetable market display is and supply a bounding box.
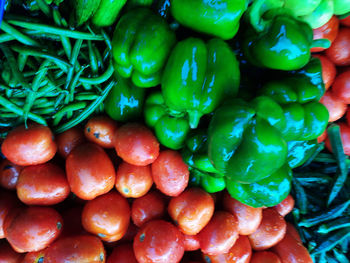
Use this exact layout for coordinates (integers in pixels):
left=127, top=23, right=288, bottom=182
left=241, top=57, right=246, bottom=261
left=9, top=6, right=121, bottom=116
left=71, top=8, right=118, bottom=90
left=0, top=0, right=349, bottom=262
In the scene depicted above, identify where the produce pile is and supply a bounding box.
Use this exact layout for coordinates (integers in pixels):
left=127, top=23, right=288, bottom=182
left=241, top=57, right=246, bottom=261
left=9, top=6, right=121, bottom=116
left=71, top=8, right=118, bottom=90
left=0, top=0, right=349, bottom=262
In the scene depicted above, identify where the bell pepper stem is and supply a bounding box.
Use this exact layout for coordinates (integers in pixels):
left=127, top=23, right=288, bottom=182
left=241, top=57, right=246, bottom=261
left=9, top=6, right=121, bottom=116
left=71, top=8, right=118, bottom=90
left=311, top=38, right=331, bottom=49
left=188, top=110, right=201, bottom=129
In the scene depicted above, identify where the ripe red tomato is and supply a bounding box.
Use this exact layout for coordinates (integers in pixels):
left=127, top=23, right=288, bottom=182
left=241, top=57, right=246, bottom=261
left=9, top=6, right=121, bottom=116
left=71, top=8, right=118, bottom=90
left=312, top=54, right=336, bottom=90
left=222, top=191, right=262, bottom=235
left=114, top=123, right=159, bottom=166
left=133, top=220, right=185, bottom=263
left=116, top=161, right=153, bottom=198
left=1, top=123, right=57, bottom=166
left=168, top=188, right=214, bottom=235
left=331, top=70, right=350, bottom=104
left=183, top=234, right=200, bottom=251
left=198, top=211, right=239, bottom=255
left=248, top=208, right=286, bottom=251
left=85, top=116, right=118, bottom=148
left=21, top=250, right=45, bottom=263
left=44, top=235, right=106, bottom=263
left=250, top=251, right=281, bottom=263
left=66, top=143, right=116, bottom=200
left=82, top=191, right=130, bottom=242
left=340, top=15, right=350, bottom=27
left=0, top=191, right=19, bottom=239
left=317, top=129, right=327, bottom=143
left=120, top=222, right=139, bottom=242
left=4, top=206, right=62, bottom=253
left=325, top=122, right=350, bottom=155
left=0, top=240, right=24, bottom=263
left=107, top=243, right=138, bottom=263
left=56, top=126, right=86, bottom=158
left=326, top=28, right=350, bottom=66
left=274, top=195, right=295, bottom=217
left=320, top=90, right=347, bottom=122
left=285, top=222, right=302, bottom=243
left=311, top=16, right=339, bottom=53
left=151, top=150, right=189, bottom=196
left=0, top=160, right=22, bottom=190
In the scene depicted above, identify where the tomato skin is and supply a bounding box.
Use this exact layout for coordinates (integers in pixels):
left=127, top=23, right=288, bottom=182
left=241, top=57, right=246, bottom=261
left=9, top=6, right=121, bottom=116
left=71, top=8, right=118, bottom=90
left=56, top=126, right=86, bottom=158
left=107, top=243, right=138, bottom=263
left=222, top=191, right=262, bottom=235
left=116, top=162, right=153, bottom=198
left=0, top=160, right=22, bottom=190
left=66, top=143, right=116, bottom=200
left=325, top=122, right=350, bottom=155
left=250, top=251, right=281, bottom=263
left=21, top=250, right=45, bottom=263
left=198, top=211, right=239, bottom=255
left=120, top=222, right=139, bottom=242
left=320, top=90, right=347, bottom=122
left=273, top=195, right=295, bottom=217
left=317, top=129, right=327, bottom=143
left=313, top=54, right=336, bottom=90
left=326, top=28, right=350, bottom=66
left=4, top=206, right=62, bottom=253
left=332, top=70, right=350, bottom=104
left=285, top=222, right=302, bottom=243
left=311, top=16, right=339, bottom=53
left=133, top=220, right=185, bottom=263
left=152, top=150, right=189, bottom=196
left=114, top=123, right=159, bottom=166
left=1, top=124, right=57, bottom=166
left=168, top=188, right=214, bottom=235
left=44, top=235, right=106, bottom=263
left=0, top=240, right=24, bottom=263
left=183, top=234, right=200, bottom=251
left=0, top=191, right=19, bottom=239
left=85, top=116, right=118, bottom=148
left=248, top=208, right=286, bottom=251
left=340, top=15, right=350, bottom=27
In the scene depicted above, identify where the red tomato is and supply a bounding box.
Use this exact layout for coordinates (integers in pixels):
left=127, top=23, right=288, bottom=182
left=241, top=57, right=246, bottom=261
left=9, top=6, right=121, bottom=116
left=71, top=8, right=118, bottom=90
left=183, top=234, right=200, bottom=251
left=202, top=235, right=252, bottom=263
left=222, top=191, right=262, bottom=235
left=332, top=70, right=350, bottom=104
left=326, top=28, right=350, bottom=66
left=340, top=15, right=350, bottom=27
left=250, top=251, right=281, bottom=263
left=114, top=123, right=159, bottom=166
left=317, top=129, right=328, bottom=143
left=60, top=206, right=86, bottom=238
left=313, top=54, right=337, bottom=90
left=107, top=243, right=137, bottom=263
left=116, top=161, right=153, bottom=198
left=120, top=222, right=139, bottom=242
left=248, top=208, right=286, bottom=251
left=44, top=235, right=106, bottom=263
left=22, top=250, right=46, bottom=263
left=82, top=191, right=130, bottom=242
left=4, top=206, right=62, bottom=253
left=16, top=163, right=70, bottom=206
left=168, top=188, right=214, bottom=235
left=320, top=90, right=347, bottom=122
left=285, top=222, right=302, bottom=243
left=274, top=195, right=295, bottom=217
left=0, top=191, right=19, bottom=239
left=311, top=16, right=339, bottom=53
left=66, top=143, right=116, bottom=200
left=56, top=126, right=85, bottom=158
left=1, top=124, right=57, bottom=166
left=325, top=122, right=350, bottom=155
left=131, top=190, right=166, bottom=227
left=133, top=220, right=185, bottom=263
left=152, top=150, right=189, bottom=196
left=198, top=211, right=239, bottom=255
left=0, top=240, right=24, bottom=263
left=85, top=116, right=118, bottom=148
left=0, top=160, right=22, bottom=190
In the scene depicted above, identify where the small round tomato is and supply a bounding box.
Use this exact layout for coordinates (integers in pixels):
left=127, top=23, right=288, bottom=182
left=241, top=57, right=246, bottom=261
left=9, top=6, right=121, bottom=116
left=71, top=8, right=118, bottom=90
left=44, top=235, right=106, bottom=263
left=4, top=206, right=63, bottom=253
left=222, top=191, right=262, bottom=235
left=183, top=234, right=200, bottom=251
left=131, top=190, right=166, bottom=227
left=325, top=122, right=350, bottom=155
left=317, top=129, right=327, bottom=143
left=198, top=211, right=239, bottom=255
left=114, top=123, right=159, bottom=166
left=331, top=70, right=350, bottom=103
left=60, top=206, right=86, bottom=238
left=66, top=143, right=116, bottom=200
left=340, top=15, right=350, bottom=27
left=312, top=54, right=336, bottom=90
left=311, top=16, right=339, bottom=53
left=56, top=126, right=85, bottom=158
left=286, top=222, right=302, bottom=243
left=326, top=28, right=350, bottom=66
left=107, top=243, right=137, bottom=263
left=203, top=235, right=252, bottom=263
left=320, top=90, right=347, bottom=122
left=116, top=162, right=153, bottom=198
left=1, top=124, right=57, bottom=166
left=133, top=220, right=185, bottom=263
left=0, top=160, right=22, bottom=190
left=274, top=195, right=295, bottom=217
left=248, top=208, right=286, bottom=251
left=22, top=250, right=45, bottom=263
left=250, top=251, right=281, bottom=263
left=85, top=116, right=118, bottom=148
left=0, top=240, right=24, bottom=263
left=120, top=222, right=139, bottom=242
left=152, top=150, right=189, bottom=196
left=16, top=163, right=70, bottom=206
left=0, top=191, right=19, bottom=239
left=168, top=188, right=214, bottom=235
left=82, top=191, right=130, bottom=242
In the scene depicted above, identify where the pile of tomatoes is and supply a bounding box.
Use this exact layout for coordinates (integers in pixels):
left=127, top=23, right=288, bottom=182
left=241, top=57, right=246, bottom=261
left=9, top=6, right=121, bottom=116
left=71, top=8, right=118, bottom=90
left=0, top=116, right=312, bottom=262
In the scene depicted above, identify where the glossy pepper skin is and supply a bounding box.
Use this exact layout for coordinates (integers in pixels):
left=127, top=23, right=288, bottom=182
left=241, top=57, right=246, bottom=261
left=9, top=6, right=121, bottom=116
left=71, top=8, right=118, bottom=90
left=287, top=140, right=319, bottom=168
left=74, top=0, right=101, bottom=26
left=170, top=0, right=248, bottom=40
left=112, top=8, right=176, bottom=88
left=284, top=0, right=321, bottom=16
left=299, top=0, right=334, bottom=29
left=162, top=37, right=240, bottom=129
left=333, top=0, right=350, bottom=15
left=144, top=91, right=190, bottom=150
left=92, top=0, right=127, bottom=27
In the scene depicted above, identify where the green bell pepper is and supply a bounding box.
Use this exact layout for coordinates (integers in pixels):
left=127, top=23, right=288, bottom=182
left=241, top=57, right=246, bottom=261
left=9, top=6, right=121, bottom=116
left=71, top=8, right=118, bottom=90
left=333, top=0, right=350, bottom=15
left=170, top=0, right=248, bottom=40
left=112, top=8, right=176, bottom=88
left=284, top=0, right=321, bottom=16
left=299, top=0, right=334, bottom=28
left=161, top=37, right=240, bottom=128
left=92, top=0, right=127, bottom=27
left=74, top=0, right=101, bottom=26
left=287, top=139, right=319, bottom=168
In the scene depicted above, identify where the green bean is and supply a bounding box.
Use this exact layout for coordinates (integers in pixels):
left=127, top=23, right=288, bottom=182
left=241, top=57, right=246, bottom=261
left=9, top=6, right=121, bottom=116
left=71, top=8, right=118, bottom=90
left=292, top=178, right=308, bottom=215
left=317, top=217, right=350, bottom=234
left=94, top=45, right=104, bottom=71
left=36, top=0, right=51, bottom=17
left=53, top=102, right=88, bottom=126
left=0, top=21, right=40, bottom=47
left=52, top=8, right=72, bottom=58
left=101, top=29, right=112, bottom=51
left=88, top=41, right=99, bottom=75
left=311, top=227, right=350, bottom=255
left=79, top=61, right=114, bottom=85
left=18, top=53, right=28, bottom=72
left=54, top=93, right=66, bottom=109
left=333, top=248, right=349, bottom=263
left=0, top=33, right=15, bottom=43
left=32, top=107, right=57, bottom=115
left=68, top=66, right=86, bottom=103
left=75, top=93, right=100, bottom=101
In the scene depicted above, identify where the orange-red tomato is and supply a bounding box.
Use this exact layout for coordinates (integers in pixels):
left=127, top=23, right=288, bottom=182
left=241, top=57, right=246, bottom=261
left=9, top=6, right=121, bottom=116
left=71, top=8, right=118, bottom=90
left=84, top=116, right=118, bottom=148
left=250, top=251, right=281, bottom=263
left=332, top=70, right=350, bottom=104
left=114, top=123, right=159, bottom=166
left=0, top=160, right=22, bottom=190
left=151, top=150, right=189, bottom=196
left=248, top=208, right=286, bottom=251
left=0, top=191, right=19, bottom=239
left=202, top=235, right=252, bottom=263
left=222, top=191, right=262, bottom=235
left=317, top=129, right=327, bottom=143
left=56, top=126, right=85, bottom=158
left=120, top=222, right=139, bottom=242
left=1, top=124, right=57, bottom=166
left=16, top=163, right=70, bottom=206
left=340, top=15, right=350, bottom=27
left=311, top=16, right=339, bottom=53
left=44, top=235, right=106, bottom=263
left=133, top=220, right=185, bottom=263
left=116, top=161, right=153, bottom=198
left=285, top=222, right=302, bottom=243
left=0, top=240, right=24, bottom=263
left=82, top=191, right=130, bottom=242
left=326, top=28, right=350, bottom=66
left=325, top=122, right=350, bottom=155
left=320, top=90, right=347, bottom=122
left=107, top=243, right=138, bottom=263
left=4, top=206, right=62, bottom=253
left=183, top=234, right=200, bottom=251
left=313, top=54, right=337, bottom=90
left=168, top=188, right=214, bottom=235
left=21, top=250, right=45, bottom=263
left=131, top=190, right=166, bottom=227
left=198, top=211, right=239, bottom=255
left=60, top=206, right=86, bottom=238
left=274, top=195, right=295, bottom=217
left=66, top=143, right=116, bottom=200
